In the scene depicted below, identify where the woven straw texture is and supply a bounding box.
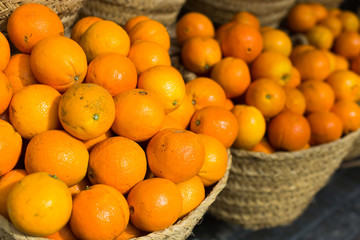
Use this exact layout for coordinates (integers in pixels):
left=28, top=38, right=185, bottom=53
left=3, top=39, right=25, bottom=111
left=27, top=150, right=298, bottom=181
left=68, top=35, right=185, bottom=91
left=0, top=151, right=231, bottom=240
left=208, top=129, right=360, bottom=230
left=343, top=133, right=360, bottom=162
left=295, top=0, right=344, bottom=9
left=0, top=0, right=85, bottom=34
left=183, top=0, right=296, bottom=27
left=80, top=0, right=186, bottom=27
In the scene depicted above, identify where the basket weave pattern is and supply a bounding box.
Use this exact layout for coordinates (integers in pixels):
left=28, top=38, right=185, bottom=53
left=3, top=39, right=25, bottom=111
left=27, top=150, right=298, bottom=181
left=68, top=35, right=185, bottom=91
left=208, top=129, right=360, bottom=230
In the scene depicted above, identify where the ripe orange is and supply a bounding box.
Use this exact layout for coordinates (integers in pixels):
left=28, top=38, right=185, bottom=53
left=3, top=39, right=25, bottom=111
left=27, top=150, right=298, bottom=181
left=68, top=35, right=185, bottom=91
left=189, top=106, right=239, bottom=148
left=215, top=21, right=235, bottom=44
left=306, top=25, right=334, bottom=50
left=68, top=177, right=91, bottom=198
left=231, top=104, right=266, bottom=149
left=338, top=10, right=359, bottom=32
left=4, top=54, right=38, bottom=95
left=85, top=52, right=137, bottom=96
left=0, top=32, right=10, bottom=71
left=0, top=169, right=27, bottom=218
left=289, top=44, right=315, bottom=62
left=333, top=31, right=360, bottom=59
left=197, top=134, right=228, bottom=186
left=326, top=70, right=360, bottom=101
left=287, top=3, right=317, bottom=33
left=58, top=83, right=115, bottom=140
left=319, top=16, right=343, bottom=38
left=249, top=138, right=275, bottom=154
left=88, top=136, right=147, bottom=194
left=181, top=36, right=222, bottom=74
left=307, top=111, right=343, bottom=145
left=220, top=23, right=263, bottom=63
left=176, top=175, right=205, bottom=218
left=224, top=98, right=235, bottom=111
left=245, top=78, right=286, bottom=118
left=6, top=3, right=64, bottom=53
left=166, top=95, right=195, bottom=129
left=160, top=115, right=184, bottom=131
left=268, top=111, right=311, bottom=151
left=322, top=50, right=337, bottom=74
left=331, top=100, right=360, bottom=134
left=146, top=129, right=205, bottom=183
left=30, top=36, right=88, bottom=92
left=82, top=129, right=114, bottom=152
left=116, top=223, right=144, bottom=240
left=45, top=224, right=77, bottom=240
left=286, top=66, right=301, bottom=88
left=282, top=86, right=306, bottom=115
left=261, top=29, right=292, bottom=56
left=7, top=172, right=72, bottom=236
left=231, top=11, right=260, bottom=30
left=0, top=120, right=22, bottom=176
left=127, top=178, right=183, bottom=232
left=9, top=84, right=61, bottom=140
left=70, top=16, right=103, bottom=43
left=79, top=20, right=130, bottom=62
left=185, top=77, right=226, bottom=111
left=124, top=15, right=150, bottom=33
left=70, top=184, right=130, bottom=240
left=24, top=130, right=89, bottom=187
left=138, top=65, right=186, bottom=113
left=298, top=80, right=335, bottom=113
left=210, top=57, right=251, bottom=98
left=0, top=72, right=12, bottom=115
left=334, top=54, right=350, bottom=72
left=176, top=12, right=215, bottom=45
left=112, top=89, right=165, bottom=142
left=309, top=2, right=328, bottom=22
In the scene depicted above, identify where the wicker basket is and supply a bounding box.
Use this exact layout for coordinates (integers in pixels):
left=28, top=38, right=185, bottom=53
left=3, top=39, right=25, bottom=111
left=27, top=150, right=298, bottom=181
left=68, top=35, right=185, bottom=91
left=208, top=129, right=360, bottom=230
left=295, top=0, right=344, bottom=9
left=0, top=151, right=231, bottom=240
left=80, top=0, right=186, bottom=27
left=0, top=0, right=85, bottom=35
left=183, top=0, right=296, bottom=27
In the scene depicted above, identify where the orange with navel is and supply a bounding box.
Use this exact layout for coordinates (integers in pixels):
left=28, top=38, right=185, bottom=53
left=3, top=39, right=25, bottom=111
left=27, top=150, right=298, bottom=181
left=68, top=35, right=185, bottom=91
left=261, top=29, right=292, bottom=56
left=326, top=70, right=360, bottom=101
left=70, top=16, right=103, bottom=43
left=0, top=32, right=10, bottom=71
left=331, top=100, right=360, bottom=134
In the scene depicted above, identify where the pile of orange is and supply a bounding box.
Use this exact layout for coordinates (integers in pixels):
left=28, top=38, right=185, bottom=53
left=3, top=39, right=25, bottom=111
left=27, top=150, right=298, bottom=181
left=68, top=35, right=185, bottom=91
left=0, top=3, right=230, bottom=240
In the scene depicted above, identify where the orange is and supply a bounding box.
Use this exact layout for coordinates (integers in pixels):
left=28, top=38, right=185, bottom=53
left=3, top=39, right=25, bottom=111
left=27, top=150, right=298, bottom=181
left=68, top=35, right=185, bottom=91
left=338, top=10, right=359, bottom=32
left=4, top=54, right=38, bottom=95
left=127, top=177, right=182, bottom=232
left=70, top=16, right=103, bottom=43
left=250, top=51, right=293, bottom=86
left=116, top=223, right=144, bottom=240
left=0, top=120, right=22, bottom=176
left=160, top=115, right=184, bottom=131
left=350, top=55, right=360, bottom=75
left=292, top=49, right=331, bottom=81
left=9, top=84, right=61, bottom=140
left=88, top=136, right=147, bottom=194
left=231, top=11, right=260, bottom=30
left=6, top=3, right=64, bottom=53
left=210, top=57, right=251, bottom=98
left=181, top=36, right=222, bottom=74
left=166, top=95, right=195, bottom=129
left=0, top=72, right=12, bottom=115
left=231, top=104, right=266, bottom=149
left=261, top=29, right=292, bottom=56
left=197, top=134, right=228, bottom=186
left=319, top=16, right=343, bottom=38
left=176, top=12, right=215, bottom=45
left=334, top=54, right=349, bottom=72
left=0, top=169, right=27, bottom=218
left=282, top=86, right=306, bottom=115
left=224, top=98, right=235, bottom=111
left=287, top=3, right=317, bottom=33
left=185, top=77, right=226, bottom=111
left=112, top=89, right=165, bottom=142
left=30, top=36, right=88, bottom=92
left=190, top=106, right=239, bottom=148
left=24, top=130, right=89, bottom=187
left=215, top=21, right=235, bottom=44
left=333, top=31, right=360, bottom=59
left=267, top=111, right=311, bottom=151
left=306, top=25, right=334, bottom=50
left=176, top=175, right=205, bottom=218
left=146, top=128, right=205, bottom=183
left=124, top=15, right=150, bottom=33
left=58, top=83, right=115, bottom=140
left=307, top=111, right=343, bottom=145
left=331, top=100, right=360, bottom=134
left=245, top=78, right=286, bottom=118
left=70, top=184, right=130, bottom=240
left=127, top=40, right=171, bottom=75
left=309, top=2, right=328, bottom=22
left=128, top=19, right=170, bottom=50
left=0, top=32, right=10, bottom=71
left=45, top=224, right=77, bottom=240
left=298, top=81, right=335, bottom=113
left=138, top=65, right=186, bottom=113
left=85, top=52, right=137, bottom=96
left=249, top=138, right=275, bottom=154
left=325, top=70, right=360, bottom=101
left=221, top=23, right=263, bottom=63
left=82, top=129, right=114, bottom=152
left=286, top=66, right=301, bottom=88
left=328, top=8, right=342, bottom=17
left=79, top=20, right=130, bottom=62
left=322, top=50, right=337, bottom=74
left=7, top=172, right=72, bottom=237
left=289, top=44, right=315, bottom=62
left=68, top=178, right=91, bottom=198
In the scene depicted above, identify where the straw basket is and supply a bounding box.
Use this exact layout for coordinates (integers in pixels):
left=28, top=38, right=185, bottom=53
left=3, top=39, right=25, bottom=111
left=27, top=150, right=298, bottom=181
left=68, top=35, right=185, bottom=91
left=80, top=0, right=186, bottom=27
left=183, top=0, right=296, bottom=27
left=0, top=0, right=85, bottom=35
left=208, top=129, right=360, bottom=230
left=0, top=151, right=231, bottom=240
left=295, top=0, right=344, bottom=9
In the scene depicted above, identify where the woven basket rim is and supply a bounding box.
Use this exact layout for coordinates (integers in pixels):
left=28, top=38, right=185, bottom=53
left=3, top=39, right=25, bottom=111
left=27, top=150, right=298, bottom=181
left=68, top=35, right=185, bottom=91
left=0, top=151, right=232, bottom=240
